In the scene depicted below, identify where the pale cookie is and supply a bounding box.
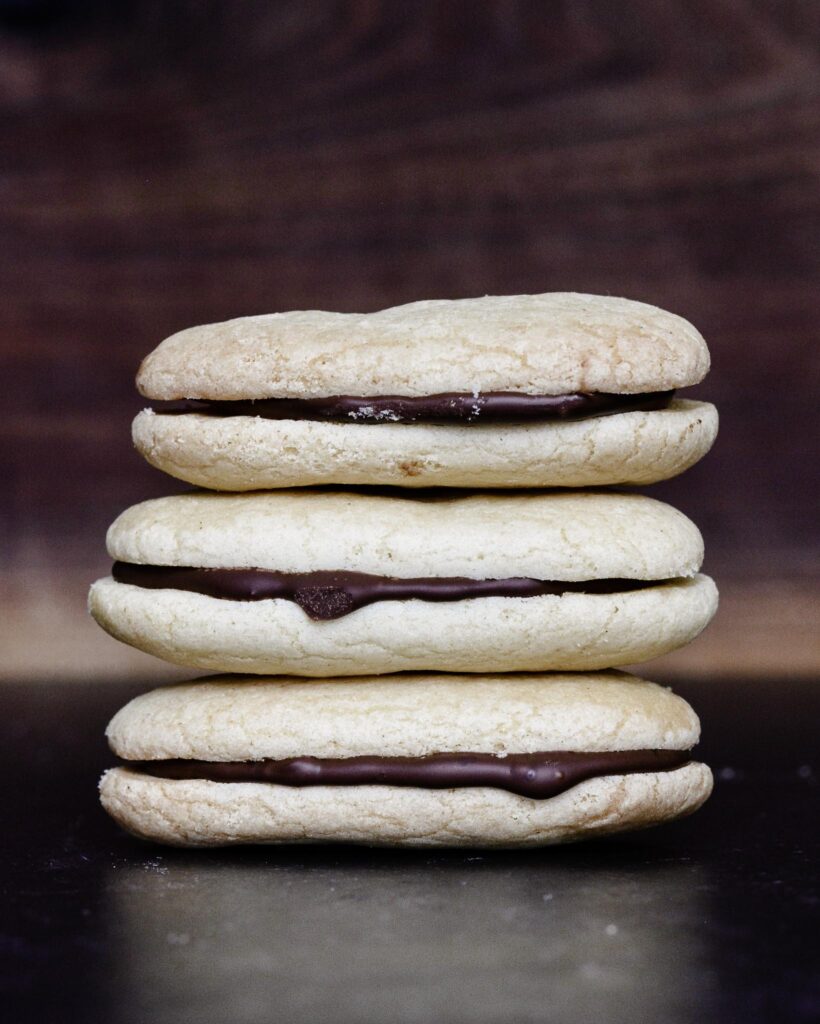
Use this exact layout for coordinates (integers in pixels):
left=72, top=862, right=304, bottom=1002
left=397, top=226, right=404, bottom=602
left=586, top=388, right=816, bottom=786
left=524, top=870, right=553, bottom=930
left=101, top=490, right=705, bottom=579
left=88, top=490, right=717, bottom=675
left=89, top=574, right=717, bottom=676
left=100, top=671, right=713, bottom=847
left=138, top=293, right=709, bottom=399
left=133, top=293, right=713, bottom=489
left=106, top=673, right=702, bottom=760
left=133, top=398, right=718, bottom=491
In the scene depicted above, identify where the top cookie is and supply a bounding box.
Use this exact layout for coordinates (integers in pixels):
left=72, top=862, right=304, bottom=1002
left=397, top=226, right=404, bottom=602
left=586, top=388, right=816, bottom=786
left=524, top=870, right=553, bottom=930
left=106, top=671, right=701, bottom=761
left=138, top=293, right=709, bottom=400
left=104, top=489, right=704, bottom=580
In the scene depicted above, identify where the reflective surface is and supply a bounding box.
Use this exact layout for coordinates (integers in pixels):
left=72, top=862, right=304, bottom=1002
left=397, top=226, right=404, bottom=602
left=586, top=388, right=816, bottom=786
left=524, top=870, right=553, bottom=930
left=2, top=678, right=818, bottom=1023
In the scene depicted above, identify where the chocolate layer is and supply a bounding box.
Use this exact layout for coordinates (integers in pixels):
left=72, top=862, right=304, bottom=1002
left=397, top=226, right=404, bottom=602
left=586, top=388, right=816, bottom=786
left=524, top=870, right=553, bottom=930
left=151, top=390, right=675, bottom=424
left=111, top=563, right=661, bottom=621
left=125, top=749, right=690, bottom=799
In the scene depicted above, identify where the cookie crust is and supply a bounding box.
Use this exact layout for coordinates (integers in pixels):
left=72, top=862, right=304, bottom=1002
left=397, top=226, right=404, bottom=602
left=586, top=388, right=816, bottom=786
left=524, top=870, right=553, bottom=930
left=106, top=671, right=701, bottom=761
left=104, top=490, right=705, bottom=581
left=137, top=293, right=709, bottom=400
left=88, top=573, right=718, bottom=676
left=99, top=763, right=713, bottom=847
left=132, top=399, right=717, bottom=490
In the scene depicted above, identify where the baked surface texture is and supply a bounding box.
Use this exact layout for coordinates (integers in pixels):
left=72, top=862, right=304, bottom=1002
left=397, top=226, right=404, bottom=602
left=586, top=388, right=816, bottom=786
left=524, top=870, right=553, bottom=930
left=132, top=399, right=718, bottom=490
left=104, top=489, right=704, bottom=580
left=137, top=293, right=710, bottom=400
left=99, top=763, right=713, bottom=847
left=88, top=573, right=718, bottom=675
left=106, top=671, right=700, bottom=760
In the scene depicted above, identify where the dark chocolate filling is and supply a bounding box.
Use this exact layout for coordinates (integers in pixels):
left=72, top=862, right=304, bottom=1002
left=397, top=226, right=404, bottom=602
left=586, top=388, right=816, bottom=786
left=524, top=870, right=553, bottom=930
left=111, top=563, right=662, bottom=621
left=124, top=749, right=690, bottom=799
left=150, top=390, right=675, bottom=424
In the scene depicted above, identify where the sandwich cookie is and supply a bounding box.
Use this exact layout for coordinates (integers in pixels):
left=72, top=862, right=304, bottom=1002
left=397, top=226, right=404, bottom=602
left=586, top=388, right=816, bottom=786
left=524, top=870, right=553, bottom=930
left=88, top=489, right=718, bottom=676
left=133, top=293, right=717, bottom=490
left=100, top=672, right=713, bottom=847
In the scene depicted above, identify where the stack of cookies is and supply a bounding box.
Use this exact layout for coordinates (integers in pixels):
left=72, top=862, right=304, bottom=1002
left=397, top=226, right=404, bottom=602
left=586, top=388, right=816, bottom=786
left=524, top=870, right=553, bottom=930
left=91, top=293, right=718, bottom=848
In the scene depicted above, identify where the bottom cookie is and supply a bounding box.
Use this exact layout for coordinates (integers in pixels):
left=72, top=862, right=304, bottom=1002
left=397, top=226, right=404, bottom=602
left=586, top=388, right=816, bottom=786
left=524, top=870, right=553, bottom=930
left=100, top=671, right=712, bottom=848
left=100, top=763, right=712, bottom=848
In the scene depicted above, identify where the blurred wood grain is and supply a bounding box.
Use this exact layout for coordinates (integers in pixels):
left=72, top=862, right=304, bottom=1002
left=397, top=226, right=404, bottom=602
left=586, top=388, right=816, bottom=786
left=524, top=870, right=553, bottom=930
left=0, top=1, right=817, bottom=676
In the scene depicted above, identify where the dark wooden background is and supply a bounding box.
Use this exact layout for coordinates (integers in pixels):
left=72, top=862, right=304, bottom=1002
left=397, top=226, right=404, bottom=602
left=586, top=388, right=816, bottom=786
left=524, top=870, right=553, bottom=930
left=1, top=0, right=818, bottom=679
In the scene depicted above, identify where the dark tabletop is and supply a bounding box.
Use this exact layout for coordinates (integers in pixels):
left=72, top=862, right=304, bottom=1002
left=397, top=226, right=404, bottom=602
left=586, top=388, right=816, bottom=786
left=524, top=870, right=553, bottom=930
left=1, top=676, right=818, bottom=1024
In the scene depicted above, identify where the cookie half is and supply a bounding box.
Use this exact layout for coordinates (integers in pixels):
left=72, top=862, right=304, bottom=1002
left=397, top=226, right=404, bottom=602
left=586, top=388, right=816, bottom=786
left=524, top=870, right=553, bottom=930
left=133, top=398, right=717, bottom=491
left=134, top=293, right=716, bottom=489
left=88, top=490, right=718, bottom=676
left=100, top=672, right=713, bottom=847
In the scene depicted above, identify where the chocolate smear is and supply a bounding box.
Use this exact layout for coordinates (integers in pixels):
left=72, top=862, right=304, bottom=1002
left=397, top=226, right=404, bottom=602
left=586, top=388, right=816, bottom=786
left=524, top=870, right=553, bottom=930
left=112, top=563, right=662, bottom=621
left=151, top=389, right=675, bottom=424
left=124, top=749, right=691, bottom=800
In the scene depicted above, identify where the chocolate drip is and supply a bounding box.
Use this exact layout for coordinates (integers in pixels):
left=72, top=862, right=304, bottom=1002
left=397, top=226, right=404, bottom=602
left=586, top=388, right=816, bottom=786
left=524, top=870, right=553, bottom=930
left=112, top=563, right=661, bottom=621
left=125, top=749, right=690, bottom=800
left=151, top=390, right=675, bottom=424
